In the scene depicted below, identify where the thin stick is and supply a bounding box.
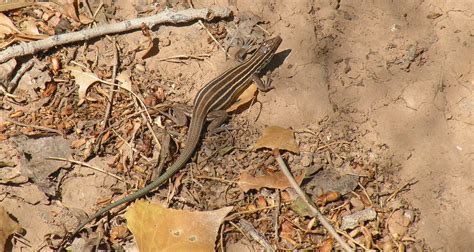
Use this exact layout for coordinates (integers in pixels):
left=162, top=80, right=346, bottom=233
left=239, top=219, right=275, bottom=252
left=0, top=85, right=17, bottom=98
left=272, top=149, right=353, bottom=252
left=6, top=118, right=64, bottom=136
left=8, top=58, right=35, bottom=92
left=0, top=7, right=231, bottom=63
left=194, top=175, right=234, bottom=184
left=385, top=178, right=417, bottom=204
left=102, top=37, right=118, bottom=128
left=46, top=157, right=127, bottom=183
left=156, top=53, right=210, bottom=62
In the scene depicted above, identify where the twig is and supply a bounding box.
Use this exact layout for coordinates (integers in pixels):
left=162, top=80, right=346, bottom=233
left=226, top=205, right=280, bottom=220
left=156, top=53, right=210, bottom=62
left=272, top=149, right=353, bottom=252
left=0, top=85, right=17, bottom=98
left=102, top=37, right=118, bottom=128
left=357, top=182, right=374, bottom=207
left=273, top=190, right=281, bottom=243
left=194, top=175, right=234, bottom=184
left=385, top=178, right=417, bottom=204
left=46, top=156, right=127, bottom=183
left=8, top=58, right=35, bottom=92
left=6, top=118, right=64, bottom=136
left=238, top=219, right=275, bottom=252
left=0, top=7, right=231, bottom=63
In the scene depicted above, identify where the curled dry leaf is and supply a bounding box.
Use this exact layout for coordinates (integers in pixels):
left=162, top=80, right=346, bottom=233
left=237, top=170, right=305, bottom=192
left=0, top=13, right=20, bottom=36
left=316, top=191, right=342, bottom=206
left=19, top=17, right=41, bottom=36
left=253, top=126, right=299, bottom=153
left=226, top=84, right=257, bottom=112
left=61, top=0, right=80, bottom=22
left=0, top=207, right=22, bottom=249
left=109, top=225, right=129, bottom=242
left=67, top=66, right=102, bottom=105
left=125, top=200, right=233, bottom=252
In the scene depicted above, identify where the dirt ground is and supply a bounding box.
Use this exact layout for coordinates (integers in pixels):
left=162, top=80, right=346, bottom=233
left=0, top=0, right=472, bottom=251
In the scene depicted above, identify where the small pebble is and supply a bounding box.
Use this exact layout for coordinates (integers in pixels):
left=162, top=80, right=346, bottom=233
left=341, top=208, right=377, bottom=230
left=134, top=64, right=145, bottom=73
left=301, top=152, right=313, bottom=167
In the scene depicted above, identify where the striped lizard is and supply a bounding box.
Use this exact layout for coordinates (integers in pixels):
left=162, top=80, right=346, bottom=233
left=70, top=35, right=282, bottom=238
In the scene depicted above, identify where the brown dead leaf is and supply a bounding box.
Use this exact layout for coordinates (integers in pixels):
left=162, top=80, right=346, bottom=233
left=67, top=66, right=102, bottom=105
left=237, top=170, right=305, bottom=192
left=9, top=110, right=24, bottom=118
left=125, top=200, right=232, bottom=252
left=62, top=0, right=80, bottom=22
left=0, top=207, right=21, bottom=249
left=253, top=126, right=299, bottom=153
left=316, top=191, right=342, bottom=206
left=0, top=1, right=34, bottom=12
left=319, top=237, right=334, bottom=252
left=19, top=18, right=41, bottom=35
left=0, top=13, right=20, bottom=36
left=109, top=225, right=129, bottom=242
left=226, top=85, right=257, bottom=112
left=41, top=82, right=57, bottom=97
left=70, top=138, right=87, bottom=149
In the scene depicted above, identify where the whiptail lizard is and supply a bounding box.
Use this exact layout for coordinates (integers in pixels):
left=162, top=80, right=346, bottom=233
left=70, top=35, right=282, bottom=238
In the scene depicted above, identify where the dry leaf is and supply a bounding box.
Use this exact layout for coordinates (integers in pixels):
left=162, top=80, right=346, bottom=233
left=125, top=200, right=232, bottom=252
left=0, top=1, right=34, bottom=12
left=253, top=126, right=299, bottom=153
left=0, top=13, right=20, bottom=36
left=109, top=225, right=129, bottom=242
left=19, top=18, right=41, bottom=35
left=237, top=171, right=305, bottom=192
left=316, top=191, right=342, bottom=206
left=62, top=0, right=80, bottom=22
left=0, top=207, right=21, bottom=249
left=319, top=238, right=334, bottom=252
left=67, top=66, right=102, bottom=105
left=116, top=71, right=132, bottom=92
left=226, top=84, right=257, bottom=112
left=70, top=138, right=87, bottom=149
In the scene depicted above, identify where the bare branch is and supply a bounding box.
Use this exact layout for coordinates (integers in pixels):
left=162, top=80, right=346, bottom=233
left=0, top=7, right=231, bottom=63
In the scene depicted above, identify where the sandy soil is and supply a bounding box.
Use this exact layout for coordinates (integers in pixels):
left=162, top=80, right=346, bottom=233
left=227, top=0, right=472, bottom=250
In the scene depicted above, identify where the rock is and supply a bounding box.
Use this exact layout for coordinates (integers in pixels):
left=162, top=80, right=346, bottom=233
left=341, top=208, right=377, bottom=230
left=301, top=152, right=313, bottom=167
left=305, top=169, right=358, bottom=198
